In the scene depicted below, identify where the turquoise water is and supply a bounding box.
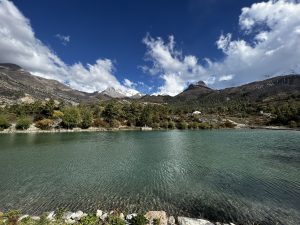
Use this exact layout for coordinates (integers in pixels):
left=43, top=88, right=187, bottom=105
left=0, top=130, right=299, bottom=224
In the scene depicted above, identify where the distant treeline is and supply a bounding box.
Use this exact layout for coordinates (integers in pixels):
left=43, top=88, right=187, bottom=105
left=0, top=98, right=299, bottom=131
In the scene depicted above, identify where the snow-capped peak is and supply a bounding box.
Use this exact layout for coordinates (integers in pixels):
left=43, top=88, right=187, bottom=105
left=100, top=87, right=144, bottom=98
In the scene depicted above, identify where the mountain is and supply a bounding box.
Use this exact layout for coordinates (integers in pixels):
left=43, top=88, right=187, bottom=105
left=0, top=63, right=299, bottom=107
left=137, top=75, right=300, bottom=105
left=0, top=63, right=96, bottom=105
left=99, top=87, right=143, bottom=99
left=176, top=81, right=215, bottom=100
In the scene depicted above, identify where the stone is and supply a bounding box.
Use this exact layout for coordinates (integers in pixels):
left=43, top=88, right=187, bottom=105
left=145, top=211, right=168, bottom=225
left=96, top=210, right=103, bottom=218
left=168, top=216, right=176, bottom=225
left=100, top=213, right=108, bottom=221
left=18, top=215, right=29, bottom=221
left=177, top=217, right=214, bottom=225
left=110, top=211, right=114, bottom=215
left=126, top=213, right=137, bottom=220
left=71, top=211, right=84, bottom=220
left=230, top=223, right=236, bottom=225
left=120, top=213, right=125, bottom=220
left=63, top=212, right=73, bottom=220
left=65, top=218, right=76, bottom=224
left=31, top=216, right=40, bottom=221
left=47, top=211, right=55, bottom=221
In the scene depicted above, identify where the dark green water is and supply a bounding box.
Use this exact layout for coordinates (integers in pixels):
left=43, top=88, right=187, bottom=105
left=0, top=130, right=299, bottom=224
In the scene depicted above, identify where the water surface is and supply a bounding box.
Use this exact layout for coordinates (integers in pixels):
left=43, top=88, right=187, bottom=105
left=0, top=130, right=299, bottom=224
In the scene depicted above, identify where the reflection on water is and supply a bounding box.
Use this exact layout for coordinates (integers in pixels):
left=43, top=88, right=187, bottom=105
left=0, top=130, right=299, bottom=225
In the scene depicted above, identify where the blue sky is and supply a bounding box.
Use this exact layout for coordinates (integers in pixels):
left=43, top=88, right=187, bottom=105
left=1, top=0, right=300, bottom=95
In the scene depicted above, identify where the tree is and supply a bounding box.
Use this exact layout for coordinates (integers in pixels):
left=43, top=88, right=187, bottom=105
left=140, top=106, right=153, bottom=126
left=16, top=116, right=32, bottom=130
left=102, top=102, right=121, bottom=125
left=80, top=108, right=93, bottom=129
left=61, top=107, right=81, bottom=129
left=0, top=114, right=10, bottom=130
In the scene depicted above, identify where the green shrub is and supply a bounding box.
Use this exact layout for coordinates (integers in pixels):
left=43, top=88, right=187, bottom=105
left=61, top=107, right=81, bottom=129
left=16, top=117, right=32, bottom=130
left=129, top=214, right=148, bottom=225
left=198, top=122, right=211, bottom=129
left=168, top=121, right=175, bottom=129
left=177, top=121, right=188, bottom=129
left=35, top=119, right=54, bottom=130
left=80, top=109, right=93, bottom=129
left=79, top=214, right=98, bottom=225
left=108, top=215, right=125, bottom=225
left=4, top=210, right=20, bottom=225
left=160, top=121, right=169, bottom=129
left=0, top=114, right=10, bottom=130
left=55, top=208, right=65, bottom=220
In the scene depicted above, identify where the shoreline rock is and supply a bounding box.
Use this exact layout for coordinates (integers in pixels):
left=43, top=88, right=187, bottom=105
left=0, top=210, right=236, bottom=225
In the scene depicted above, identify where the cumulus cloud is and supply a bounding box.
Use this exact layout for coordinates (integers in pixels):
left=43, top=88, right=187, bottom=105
left=0, top=0, right=138, bottom=94
left=55, top=34, right=70, bottom=45
left=143, top=34, right=210, bottom=96
left=142, top=0, right=300, bottom=95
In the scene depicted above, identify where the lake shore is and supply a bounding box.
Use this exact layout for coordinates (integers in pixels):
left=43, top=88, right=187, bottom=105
left=0, top=124, right=298, bottom=134
left=0, top=209, right=236, bottom=225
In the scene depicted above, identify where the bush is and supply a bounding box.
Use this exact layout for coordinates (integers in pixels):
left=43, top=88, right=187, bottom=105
left=52, top=110, right=64, bottom=119
left=198, top=122, right=211, bottom=129
left=0, top=114, right=11, bottom=130
left=129, top=214, right=148, bottom=225
left=168, top=121, right=175, bottom=129
left=160, top=121, right=169, bottom=129
left=177, top=121, right=188, bottom=129
left=16, top=117, right=32, bottom=130
left=4, top=210, right=20, bottom=225
left=35, top=119, right=54, bottom=130
left=79, top=214, right=98, bottom=225
left=189, top=122, right=199, bottom=129
left=80, top=109, right=93, bottom=129
left=108, top=215, right=125, bottom=225
left=61, top=107, right=81, bottom=129
left=289, top=120, right=298, bottom=128
left=93, top=118, right=108, bottom=128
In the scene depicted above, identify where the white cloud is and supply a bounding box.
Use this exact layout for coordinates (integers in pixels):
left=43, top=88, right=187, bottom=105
left=0, top=0, right=138, bottom=94
left=219, top=74, right=234, bottom=81
left=123, top=78, right=136, bottom=88
left=143, top=0, right=300, bottom=95
left=143, top=34, right=210, bottom=96
left=55, top=34, right=70, bottom=45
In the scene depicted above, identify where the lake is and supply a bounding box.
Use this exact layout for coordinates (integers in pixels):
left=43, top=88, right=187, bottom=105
left=0, top=130, right=299, bottom=224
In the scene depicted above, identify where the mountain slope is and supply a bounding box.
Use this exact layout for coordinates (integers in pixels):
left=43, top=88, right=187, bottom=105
left=0, top=63, right=96, bottom=104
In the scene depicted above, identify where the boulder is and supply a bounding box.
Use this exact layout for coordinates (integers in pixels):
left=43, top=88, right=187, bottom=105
left=126, top=213, right=137, bottom=220
left=65, top=218, right=76, bottom=224
left=71, top=211, right=84, bottom=220
left=18, top=215, right=29, bottom=221
left=31, top=216, right=40, bottom=221
left=100, top=213, right=108, bottom=221
left=47, top=211, right=55, bottom=221
left=63, top=212, right=73, bottom=220
left=145, top=211, right=168, bottom=225
left=168, top=216, right=176, bottom=225
left=96, top=210, right=103, bottom=218
left=177, top=217, right=214, bottom=225
left=120, top=213, right=125, bottom=220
